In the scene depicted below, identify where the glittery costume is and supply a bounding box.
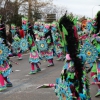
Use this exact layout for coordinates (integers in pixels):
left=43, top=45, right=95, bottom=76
left=29, top=42, right=41, bottom=74
left=51, top=22, right=63, bottom=61
left=55, top=14, right=91, bottom=100
left=0, top=23, right=13, bottom=91
left=44, top=24, right=54, bottom=67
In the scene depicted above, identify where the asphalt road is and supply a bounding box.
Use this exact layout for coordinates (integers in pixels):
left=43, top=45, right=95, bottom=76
left=0, top=53, right=100, bottom=100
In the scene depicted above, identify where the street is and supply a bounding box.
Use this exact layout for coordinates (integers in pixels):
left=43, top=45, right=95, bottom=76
left=0, top=53, right=100, bottom=100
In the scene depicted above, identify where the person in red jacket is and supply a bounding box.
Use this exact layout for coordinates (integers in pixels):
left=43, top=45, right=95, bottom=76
left=19, top=27, right=25, bottom=38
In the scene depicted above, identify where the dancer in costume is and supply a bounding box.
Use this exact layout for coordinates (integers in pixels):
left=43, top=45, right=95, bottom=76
left=33, top=22, right=40, bottom=41
left=91, top=59, right=100, bottom=97
left=12, top=25, right=28, bottom=60
left=22, top=16, right=28, bottom=38
left=46, top=36, right=54, bottom=67
left=12, top=33, right=23, bottom=60
left=77, top=17, right=100, bottom=98
left=36, top=31, right=47, bottom=59
left=0, top=34, right=12, bottom=91
left=90, top=11, right=100, bottom=97
left=53, top=30, right=63, bottom=61
left=78, top=14, right=100, bottom=98
left=51, top=22, right=63, bottom=59
left=29, top=42, right=41, bottom=74
left=36, top=24, right=54, bottom=67
left=10, top=24, right=16, bottom=38
left=10, top=25, right=20, bottom=58
left=44, top=24, right=54, bottom=67
left=89, top=11, right=100, bottom=97
left=17, top=34, right=28, bottom=60
left=54, top=13, right=91, bottom=99
left=51, top=23, right=57, bottom=56
left=0, top=15, right=12, bottom=87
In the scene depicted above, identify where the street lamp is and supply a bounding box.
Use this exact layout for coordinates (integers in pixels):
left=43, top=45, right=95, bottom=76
left=92, top=5, right=100, bottom=18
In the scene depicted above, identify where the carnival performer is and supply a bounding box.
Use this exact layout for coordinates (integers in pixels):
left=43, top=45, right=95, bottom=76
left=29, top=42, right=41, bottom=74
left=36, top=31, right=46, bottom=59
left=46, top=36, right=54, bottom=67
left=0, top=20, right=13, bottom=91
left=54, top=13, right=91, bottom=100
left=10, top=24, right=16, bottom=38
left=22, top=16, right=28, bottom=37
left=4, top=57, right=13, bottom=86
left=0, top=60, right=13, bottom=91
left=43, top=24, right=54, bottom=67
left=12, top=33, right=23, bottom=60
left=51, top=23, right=58, bottom=56
left=51, top=22, right=65, bottom=60
left=33, top=22, right=40, bottom=41
left=90, top=11, right=100, bottom=97
left=91, top=59, right=100, bottom=97
left=53, top=32, right=63, bottom=61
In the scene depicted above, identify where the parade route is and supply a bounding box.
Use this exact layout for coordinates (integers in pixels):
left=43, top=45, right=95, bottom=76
left=0, top=54, right=99, bottom=100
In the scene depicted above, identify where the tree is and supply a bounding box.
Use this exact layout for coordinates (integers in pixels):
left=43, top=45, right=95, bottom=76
left=0, top=0, right=27, bottom=25
left=42, top=4, right=68, bottom=20
left=22, top=0, right=53, bottom=22
left=0, top=0, right=53, bottom=23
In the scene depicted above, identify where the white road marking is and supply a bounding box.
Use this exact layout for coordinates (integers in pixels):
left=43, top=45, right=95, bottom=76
left=25, top=75, right=30, bottom=76
left=41, top=68, right=46, bottom=71
left=15, top=70, right=21, bottom=72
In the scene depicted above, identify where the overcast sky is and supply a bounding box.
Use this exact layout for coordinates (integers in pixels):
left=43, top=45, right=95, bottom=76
left=53, top=0, right=100, bottom=18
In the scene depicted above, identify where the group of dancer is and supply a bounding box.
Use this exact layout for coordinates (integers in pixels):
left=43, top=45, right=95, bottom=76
left=0, top=10, right=100, bottom=100
left=37, top=11, right=100, bottom=99
left=0, top=15, right=64, bottom=91
left=54, top=11, right=100, bottom=99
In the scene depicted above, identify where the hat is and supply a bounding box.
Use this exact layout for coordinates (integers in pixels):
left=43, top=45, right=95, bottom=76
left=66, top=54, right=71, bottom=60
